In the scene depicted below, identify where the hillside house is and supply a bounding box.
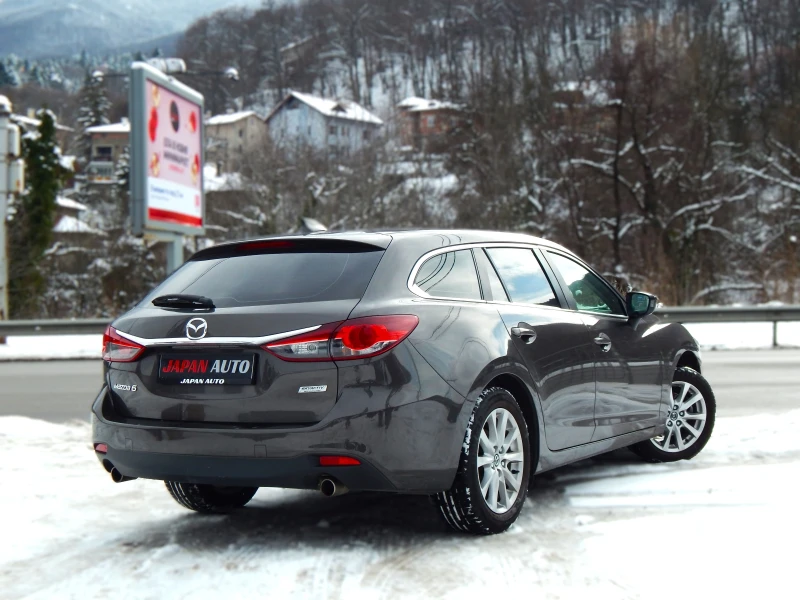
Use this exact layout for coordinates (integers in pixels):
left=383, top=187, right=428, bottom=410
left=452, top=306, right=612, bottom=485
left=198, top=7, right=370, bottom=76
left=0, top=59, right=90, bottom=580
left=551, top=80, right=616, bottom=132
left=11, top=110, right=74, bottom=151
left=265, top=91, right=383, bottom=155
left=397, top=97, right=468, bottom=151
left=85, top=119, right=130, bottom=184
left=205, top=110, right=267, bottom=173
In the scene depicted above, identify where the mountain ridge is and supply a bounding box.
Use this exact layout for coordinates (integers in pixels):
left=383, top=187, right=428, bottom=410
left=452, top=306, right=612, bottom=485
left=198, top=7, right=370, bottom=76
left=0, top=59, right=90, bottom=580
left=0, top=0, right=266, bottom=58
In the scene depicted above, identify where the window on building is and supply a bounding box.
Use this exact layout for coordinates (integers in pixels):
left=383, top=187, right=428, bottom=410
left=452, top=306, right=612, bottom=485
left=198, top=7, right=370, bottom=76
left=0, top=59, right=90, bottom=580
left=96, top=146, right=113, bottom=160
left=238, top=129, right=244, bottom=138
left=426, top=115, right=435, bottom=128
left=363, top=129, right=371, bottom=141
left=329, top=125, right=337, bottom=136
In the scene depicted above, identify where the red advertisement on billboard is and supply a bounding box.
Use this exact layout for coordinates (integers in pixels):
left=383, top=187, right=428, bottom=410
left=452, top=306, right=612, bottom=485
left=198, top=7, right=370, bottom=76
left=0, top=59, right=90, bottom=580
left=145, top=80, right=203, bottom=229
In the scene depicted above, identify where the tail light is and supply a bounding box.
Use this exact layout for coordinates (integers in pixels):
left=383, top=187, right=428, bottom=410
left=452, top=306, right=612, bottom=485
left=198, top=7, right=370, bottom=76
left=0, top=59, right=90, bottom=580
left=264, top=315, right=419, bottom=362
left=262, top=323, right=339, bottom=362
left=102, top=326, right=145, bottom=362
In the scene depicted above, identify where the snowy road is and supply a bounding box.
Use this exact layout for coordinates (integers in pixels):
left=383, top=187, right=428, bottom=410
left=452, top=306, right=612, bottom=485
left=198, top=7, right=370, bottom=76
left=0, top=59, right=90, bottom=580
left=2, top=383, right=800, bottom=598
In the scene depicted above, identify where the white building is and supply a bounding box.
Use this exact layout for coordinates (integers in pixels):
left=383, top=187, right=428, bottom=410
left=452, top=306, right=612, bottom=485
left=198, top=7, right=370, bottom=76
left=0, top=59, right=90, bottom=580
left=205, top=111, right=267, bottom=173
left=265, top=91, right=383, bottom=155
left=84, top=120, right=130, bottom=184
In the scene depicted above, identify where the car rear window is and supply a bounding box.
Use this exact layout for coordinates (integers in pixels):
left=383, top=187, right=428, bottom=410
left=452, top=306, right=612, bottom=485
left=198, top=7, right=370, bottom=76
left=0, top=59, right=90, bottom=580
left=142, top=250, right=384, bottom=308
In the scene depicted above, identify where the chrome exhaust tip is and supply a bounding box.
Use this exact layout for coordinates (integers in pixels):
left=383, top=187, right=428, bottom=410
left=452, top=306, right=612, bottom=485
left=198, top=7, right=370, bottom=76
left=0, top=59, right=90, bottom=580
left=110, top=467, right=137, bottom=483
left=319, top=477, right=348, bottom=497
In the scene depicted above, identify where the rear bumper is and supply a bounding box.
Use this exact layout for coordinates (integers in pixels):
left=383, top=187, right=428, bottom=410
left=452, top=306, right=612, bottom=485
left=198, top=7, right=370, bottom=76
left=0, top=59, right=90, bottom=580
left=91, top=344, right=470, bottom=493
left=98, top=446, right=393, bottom=490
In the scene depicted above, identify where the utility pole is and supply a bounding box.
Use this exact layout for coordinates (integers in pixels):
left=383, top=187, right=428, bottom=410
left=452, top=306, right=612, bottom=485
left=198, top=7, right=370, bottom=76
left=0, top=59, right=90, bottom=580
left=1, top=95, right=25, bottom=340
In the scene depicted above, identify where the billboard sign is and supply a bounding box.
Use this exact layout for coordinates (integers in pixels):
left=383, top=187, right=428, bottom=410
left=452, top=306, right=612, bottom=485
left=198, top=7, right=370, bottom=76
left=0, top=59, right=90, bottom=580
left=130, top=62, right=205, bottom=236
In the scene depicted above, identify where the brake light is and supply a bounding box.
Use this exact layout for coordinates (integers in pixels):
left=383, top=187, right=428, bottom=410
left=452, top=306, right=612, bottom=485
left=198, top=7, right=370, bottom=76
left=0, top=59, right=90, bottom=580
left=263, top=315, right=419, bottom=362
left=319, top=456, right=361, bottom=466
left=237, top=240, right=294, bottom=252
left=331, top=315, right=419, bottom=360
left=102, top=326, right=144, bottom=362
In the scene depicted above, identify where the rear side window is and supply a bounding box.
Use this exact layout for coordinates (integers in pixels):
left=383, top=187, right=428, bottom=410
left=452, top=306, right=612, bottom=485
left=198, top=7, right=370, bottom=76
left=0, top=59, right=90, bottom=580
left=143, top=250, right=383, bottom=308
left=486, top=248, right=559, bottom=307
left=414, top=250, right=482, bottom=300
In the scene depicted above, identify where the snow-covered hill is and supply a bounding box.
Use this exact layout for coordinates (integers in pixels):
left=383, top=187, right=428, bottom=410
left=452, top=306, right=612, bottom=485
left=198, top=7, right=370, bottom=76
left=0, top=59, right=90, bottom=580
left=0, top=0, right=269, bottom=58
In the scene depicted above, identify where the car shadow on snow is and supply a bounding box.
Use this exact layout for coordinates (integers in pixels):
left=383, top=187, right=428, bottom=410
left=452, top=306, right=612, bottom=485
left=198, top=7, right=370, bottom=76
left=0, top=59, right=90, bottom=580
left=121, top=449, right=644, bottom=552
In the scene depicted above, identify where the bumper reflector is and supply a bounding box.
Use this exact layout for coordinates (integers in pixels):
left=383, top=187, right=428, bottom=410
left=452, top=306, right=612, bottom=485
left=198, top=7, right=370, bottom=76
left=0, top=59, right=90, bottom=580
left=319, top=455, right=360, bottom=466
left=94, top=443, right=108, bottom=454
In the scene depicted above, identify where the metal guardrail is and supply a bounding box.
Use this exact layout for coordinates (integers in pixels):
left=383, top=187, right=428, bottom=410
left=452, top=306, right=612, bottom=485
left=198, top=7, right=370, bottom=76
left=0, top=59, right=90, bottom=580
left=655, top=305, right=800, bottom=323
left=0, top=318, right=109, bottom=337
left=0, top=305, right=798, bottom=345
left=656, top=305, right=800, bottom=347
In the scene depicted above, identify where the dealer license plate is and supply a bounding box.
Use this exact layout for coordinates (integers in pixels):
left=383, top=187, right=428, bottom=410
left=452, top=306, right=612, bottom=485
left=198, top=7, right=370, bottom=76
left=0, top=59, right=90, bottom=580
left=158, top=354, right=256, bottom=385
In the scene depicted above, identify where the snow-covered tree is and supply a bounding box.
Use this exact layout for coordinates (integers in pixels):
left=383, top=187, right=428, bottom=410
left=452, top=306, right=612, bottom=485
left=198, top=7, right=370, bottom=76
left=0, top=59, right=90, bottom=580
left=0, top=60, right=21, bottom=88
left=8, top=110, right=70, bottom=317
left=75, top=72, right=111, bottom=164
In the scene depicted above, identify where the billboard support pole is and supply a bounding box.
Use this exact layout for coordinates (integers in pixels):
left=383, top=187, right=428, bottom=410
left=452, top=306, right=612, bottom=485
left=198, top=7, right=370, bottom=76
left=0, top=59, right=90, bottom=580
left=143, top=230, right=184, bottom=275
left=166, top=237, right=184, bottom=275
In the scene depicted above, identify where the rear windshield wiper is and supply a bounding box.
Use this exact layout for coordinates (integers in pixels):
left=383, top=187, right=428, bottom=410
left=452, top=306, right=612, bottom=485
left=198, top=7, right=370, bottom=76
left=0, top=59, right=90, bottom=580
left=152, top=294, right=215, bottom=310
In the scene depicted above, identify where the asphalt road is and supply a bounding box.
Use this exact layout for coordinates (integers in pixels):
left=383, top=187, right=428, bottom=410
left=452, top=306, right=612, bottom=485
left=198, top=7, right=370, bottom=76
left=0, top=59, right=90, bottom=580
left=0, top=350, right=797, bottom=422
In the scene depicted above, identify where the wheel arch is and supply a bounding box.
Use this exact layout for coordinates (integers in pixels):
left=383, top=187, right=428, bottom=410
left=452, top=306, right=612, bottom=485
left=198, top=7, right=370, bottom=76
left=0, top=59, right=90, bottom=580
left=674, top=349, right=701, bottom=374
left=484, top=373, right=541, bottom=469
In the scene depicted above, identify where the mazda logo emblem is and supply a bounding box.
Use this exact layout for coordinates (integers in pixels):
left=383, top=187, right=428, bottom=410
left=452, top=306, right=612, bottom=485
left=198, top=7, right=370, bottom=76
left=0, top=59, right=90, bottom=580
left=185, top=318, right=208, bottom=340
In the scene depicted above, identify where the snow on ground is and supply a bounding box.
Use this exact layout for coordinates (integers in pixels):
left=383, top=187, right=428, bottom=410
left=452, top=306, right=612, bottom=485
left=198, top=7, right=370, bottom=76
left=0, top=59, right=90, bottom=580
left=685, top=321, right=800, bottom=350
left=1, top=320, right=797, bottom=361
left=0, top=334, right=101, bottom=361
left=1, top=411, right=798, bottom=599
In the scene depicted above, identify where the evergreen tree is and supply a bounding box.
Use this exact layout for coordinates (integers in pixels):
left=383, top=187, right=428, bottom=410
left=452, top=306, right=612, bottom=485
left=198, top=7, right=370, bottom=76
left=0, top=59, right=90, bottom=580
left=8, top=111, right=69, bottom=318
left=116, top=145, right=130, bottom=191
left=75, top=72, right=111, bottom=164
left=0, top=60, right=20, bottom=88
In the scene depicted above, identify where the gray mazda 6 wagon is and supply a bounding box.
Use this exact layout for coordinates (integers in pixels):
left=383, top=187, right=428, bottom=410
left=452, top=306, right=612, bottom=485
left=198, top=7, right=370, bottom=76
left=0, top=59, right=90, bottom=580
left=92, top=230, right=716, bottom=534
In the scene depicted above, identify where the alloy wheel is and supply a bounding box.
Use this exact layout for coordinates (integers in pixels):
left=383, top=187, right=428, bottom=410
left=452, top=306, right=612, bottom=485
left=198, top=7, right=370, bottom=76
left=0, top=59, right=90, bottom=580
left=476, top=407, right=525, bottom=514
left=651, top=381, right=708, bottom=453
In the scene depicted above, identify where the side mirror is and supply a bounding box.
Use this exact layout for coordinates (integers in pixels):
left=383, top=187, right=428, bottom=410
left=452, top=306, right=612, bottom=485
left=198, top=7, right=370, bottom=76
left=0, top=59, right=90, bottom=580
left=627, top=291, right=657, bottom=319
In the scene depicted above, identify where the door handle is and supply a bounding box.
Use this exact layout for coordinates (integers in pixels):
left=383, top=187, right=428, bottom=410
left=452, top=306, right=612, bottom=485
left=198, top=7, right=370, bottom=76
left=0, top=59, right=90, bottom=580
left=594, top=335, right=612, bottom=352
left=511, top=326, right=537, bottom=344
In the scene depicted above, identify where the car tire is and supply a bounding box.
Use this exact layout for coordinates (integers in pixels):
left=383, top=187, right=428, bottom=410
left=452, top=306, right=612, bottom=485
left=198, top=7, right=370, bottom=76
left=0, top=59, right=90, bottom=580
left=433, top=387, right=532, bottom=535
left=165, top=481, right=258, bottom=513
left=630, top=367, right=716, bottom=463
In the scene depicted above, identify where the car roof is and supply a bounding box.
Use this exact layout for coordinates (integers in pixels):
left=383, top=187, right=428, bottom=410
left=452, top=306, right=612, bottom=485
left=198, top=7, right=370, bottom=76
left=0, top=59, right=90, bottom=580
left=200, top=229, right=574, bottom=256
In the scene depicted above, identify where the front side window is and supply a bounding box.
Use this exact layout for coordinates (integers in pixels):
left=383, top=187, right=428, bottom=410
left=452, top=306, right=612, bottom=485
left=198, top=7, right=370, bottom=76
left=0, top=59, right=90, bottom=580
left=414, top=250, right=482, bottom=300
left=546, top=252, right=625, bottom=315
left=485, top=248, right=558, bottom=307
left=475, top=249, right=509, bottom=302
